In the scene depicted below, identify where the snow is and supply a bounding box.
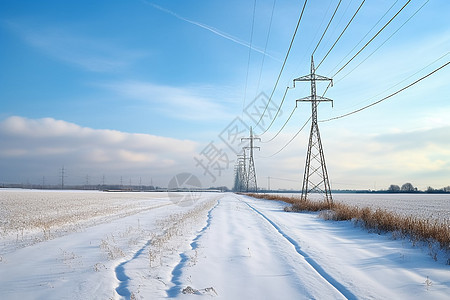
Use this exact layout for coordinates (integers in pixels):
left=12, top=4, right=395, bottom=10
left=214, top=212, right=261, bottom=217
left=0, top=190, right=449, bottom=299
left=275, top=192, right=450, bottom=224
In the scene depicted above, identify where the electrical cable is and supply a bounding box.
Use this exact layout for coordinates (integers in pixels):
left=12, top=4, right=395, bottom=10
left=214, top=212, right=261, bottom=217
left=242, top=0, right=258, bottom=117
left=259, top=85, right=290, bottom=135
left=312, top=0, right=342, bottom=56
left=255, top=0, right=308, bottom=128
left=316, top=0, right=365, bottom=70
left=291, top=0, right=334, bottom=78
left=353, top=51, right=449, bottom=108
left=261, top=104, right=297, bottom=143
left=336, top=0, right=429, bottom=83
left=320, top=60, right=450, bottom=122
left=268, top=177, right=301, bottom=183
left=260, top=116, right=311, bottom=158
left=327, top=0, right=399, bottom=77
left=255, top=0, right=277, bottom=95
left=332, top=0, right=411, bottom=77
left=328, top=51, right=448, bottom=113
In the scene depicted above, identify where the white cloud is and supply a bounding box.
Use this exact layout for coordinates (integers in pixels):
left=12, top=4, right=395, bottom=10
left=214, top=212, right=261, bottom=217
left=0, top=116, right=199, bottom=185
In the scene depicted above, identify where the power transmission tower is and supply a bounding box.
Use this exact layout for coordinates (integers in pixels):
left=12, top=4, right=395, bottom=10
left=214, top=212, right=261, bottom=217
left=235, top=154, right=246, bottom=192
left=60, top=166, right=66, bottom=189
left=241, top=127, right=260, bottom=192
left=294, top=56, right=333, bottom=204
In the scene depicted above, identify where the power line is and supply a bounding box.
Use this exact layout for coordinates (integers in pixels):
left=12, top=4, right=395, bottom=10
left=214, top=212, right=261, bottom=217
left=351, top=51, right=448, bottom=108
left=269, top=176, right=301, bottom=183
left=333, top=0, right=411, bottom=77
left=259, top=85, right=290, bottom=135
left=260, top=116, right=310, bottom=158
left=262, top=0, right=346, bottom=135
left=327, top=0, right=399, bottom=77
left=312, top=0, right=342, bottom=56
left=331, top=0, right=356, bottom=34
left=291, top=0, right=334, bottom=78
left=255, top=0, right=308, bottom=128
left=242, top=0, right=258, bottom=116
left=261, top=104, right=297, bottom=143
left=255, top=0, right=277, bottom=95
left=336, top=0, right=429, bottom=83
left=316, top=0, right=365, bottom=70
left=320, top=60, right=450, bottom=122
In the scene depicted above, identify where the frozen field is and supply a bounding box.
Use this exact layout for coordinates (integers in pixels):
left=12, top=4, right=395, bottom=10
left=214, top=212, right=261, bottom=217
left=271, top=192, right=450, bottom=224
left=0, top=189, right=449, bottom=299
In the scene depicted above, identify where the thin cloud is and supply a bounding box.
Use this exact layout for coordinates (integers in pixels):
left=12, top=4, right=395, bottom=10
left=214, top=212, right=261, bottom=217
left=97, top=80, right=235, bottom=121
left=144, top=1, right=280, bottom=61
left=326, top=126, right=450, bottom=190
left=5, top=20, right=146, bottom=72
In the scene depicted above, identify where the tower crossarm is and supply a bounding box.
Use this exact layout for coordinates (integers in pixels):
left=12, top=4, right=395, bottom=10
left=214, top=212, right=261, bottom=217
left=296, top=96, right=333, bottom=103
left=296, top=96, right=333, bottom=107
left=244, top=146, right=260, bottom=151
left=294, top=74, right=332, bottom=82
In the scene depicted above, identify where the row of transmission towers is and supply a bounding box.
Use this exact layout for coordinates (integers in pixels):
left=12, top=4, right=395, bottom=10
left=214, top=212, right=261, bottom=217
left=233, top=127, right=260, bottom=192
left=235, top=56, right=334, bottom=206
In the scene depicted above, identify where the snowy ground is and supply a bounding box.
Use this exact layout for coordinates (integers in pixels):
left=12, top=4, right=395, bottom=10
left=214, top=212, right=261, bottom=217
left=0, top=191, right=449, bottom=299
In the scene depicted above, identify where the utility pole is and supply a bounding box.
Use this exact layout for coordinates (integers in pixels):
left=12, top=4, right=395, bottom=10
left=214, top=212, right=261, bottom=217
left=294, top=55, right=333, bottom=205
left=268, top=176, right=270, bottom=191
left=241, top=126, right=260, bottom=192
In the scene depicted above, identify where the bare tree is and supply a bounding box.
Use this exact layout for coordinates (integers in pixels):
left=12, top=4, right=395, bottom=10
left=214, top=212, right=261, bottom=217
left=388, top=184, right=400, bottom=192
left=401, top=182, right=416, bottom=192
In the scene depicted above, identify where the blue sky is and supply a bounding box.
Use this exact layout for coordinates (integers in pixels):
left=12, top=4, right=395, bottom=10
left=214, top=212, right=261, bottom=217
left=1, top=0, right=449, bottom=190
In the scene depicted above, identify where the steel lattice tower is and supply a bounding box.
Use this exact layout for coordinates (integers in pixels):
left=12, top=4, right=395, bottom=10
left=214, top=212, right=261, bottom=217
left=294, top=56, right=333, bottom=204
left=236, top=154, right=246, bottom=192
left=241, top=127, right=260, bottom=192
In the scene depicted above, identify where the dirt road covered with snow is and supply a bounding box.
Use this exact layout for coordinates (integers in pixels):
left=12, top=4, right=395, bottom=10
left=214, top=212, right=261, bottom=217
left=170, top=194, right=449, bottom=299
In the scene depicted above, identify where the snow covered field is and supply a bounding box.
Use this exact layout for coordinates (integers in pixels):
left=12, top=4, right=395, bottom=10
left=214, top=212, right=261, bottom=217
left=0, top=190, right=449, bottom=299
left=272, top=192, right=450, bottom=224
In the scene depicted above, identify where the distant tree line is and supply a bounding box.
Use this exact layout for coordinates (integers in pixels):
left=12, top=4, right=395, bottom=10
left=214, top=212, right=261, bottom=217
left=387, top=183, right=450, bottom=193
left=425, top=186, right=450, bottom=193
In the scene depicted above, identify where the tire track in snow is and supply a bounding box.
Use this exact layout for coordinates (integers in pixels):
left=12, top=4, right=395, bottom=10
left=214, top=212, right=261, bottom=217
left=115, top=240, right=152, bottom=298
left=114, top=203, right=177, bottom=298
left=238, top=195, right=357, bottom=300
left=114, top=198, right=220, bottom=298
left=166, top=198, right=221, bottom=298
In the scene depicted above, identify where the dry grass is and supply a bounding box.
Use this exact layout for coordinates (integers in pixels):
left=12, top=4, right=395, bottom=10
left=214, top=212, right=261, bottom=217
left=245, top=193, right=450, bottom=256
